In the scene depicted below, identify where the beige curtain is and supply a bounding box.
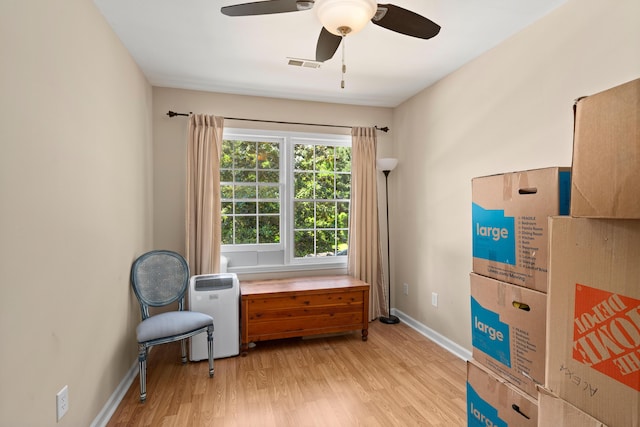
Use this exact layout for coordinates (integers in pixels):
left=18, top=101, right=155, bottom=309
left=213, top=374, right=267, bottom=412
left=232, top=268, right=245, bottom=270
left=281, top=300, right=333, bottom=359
left=186, top=114, right=224, bottom=275
left=348, top=127, right=385, bottom=320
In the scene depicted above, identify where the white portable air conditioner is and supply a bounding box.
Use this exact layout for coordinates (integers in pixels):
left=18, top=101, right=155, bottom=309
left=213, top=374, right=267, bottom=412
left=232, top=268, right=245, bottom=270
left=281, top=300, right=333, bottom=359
left=189, top=273, right=240, bottom=360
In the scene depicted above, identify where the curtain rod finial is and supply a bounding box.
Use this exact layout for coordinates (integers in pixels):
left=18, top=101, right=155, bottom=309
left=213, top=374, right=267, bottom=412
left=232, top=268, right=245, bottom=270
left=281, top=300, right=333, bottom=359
left=375, top=126, right=389, bottom=133
left=167, top=110, right=191, bottom=118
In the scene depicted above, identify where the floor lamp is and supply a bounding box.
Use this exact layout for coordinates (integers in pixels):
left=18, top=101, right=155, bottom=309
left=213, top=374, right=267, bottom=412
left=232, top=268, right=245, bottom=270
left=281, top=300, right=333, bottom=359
left=377, top=158, right=399, bottom=324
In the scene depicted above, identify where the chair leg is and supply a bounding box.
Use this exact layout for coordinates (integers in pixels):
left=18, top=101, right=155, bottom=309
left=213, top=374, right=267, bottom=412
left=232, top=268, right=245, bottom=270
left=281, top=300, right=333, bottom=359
left=138, top=344, right=147, bottom=402
left=180, top=339, right=187, bottom=364
left=207, top=325, right=214, bottom=378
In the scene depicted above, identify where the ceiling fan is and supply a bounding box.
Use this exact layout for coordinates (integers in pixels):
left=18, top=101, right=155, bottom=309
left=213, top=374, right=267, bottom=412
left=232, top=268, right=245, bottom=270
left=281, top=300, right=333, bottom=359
left=220, top=0, right=441, bottom=63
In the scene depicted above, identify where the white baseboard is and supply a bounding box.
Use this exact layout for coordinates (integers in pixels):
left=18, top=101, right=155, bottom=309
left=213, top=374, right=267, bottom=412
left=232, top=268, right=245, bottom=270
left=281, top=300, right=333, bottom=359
left=90, top=361, right=138, bottom=427
left=393, top=309, right=472, bottom=361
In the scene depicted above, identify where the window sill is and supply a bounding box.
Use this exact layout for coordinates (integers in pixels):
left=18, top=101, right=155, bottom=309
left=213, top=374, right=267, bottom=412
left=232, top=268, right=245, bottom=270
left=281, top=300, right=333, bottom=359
left=228, top=262, right=348, bottom=281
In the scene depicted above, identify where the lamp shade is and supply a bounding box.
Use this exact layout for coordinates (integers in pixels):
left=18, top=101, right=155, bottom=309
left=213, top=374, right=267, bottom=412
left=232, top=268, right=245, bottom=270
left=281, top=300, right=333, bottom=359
left=315, top=0, right=377, bottom=36
left=377, top=158, right=398, bottom=172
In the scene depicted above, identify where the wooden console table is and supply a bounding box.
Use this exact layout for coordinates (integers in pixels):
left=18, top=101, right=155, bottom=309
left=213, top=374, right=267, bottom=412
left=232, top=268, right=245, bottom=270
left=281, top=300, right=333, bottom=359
left=240, top=275, right=370, bottom=353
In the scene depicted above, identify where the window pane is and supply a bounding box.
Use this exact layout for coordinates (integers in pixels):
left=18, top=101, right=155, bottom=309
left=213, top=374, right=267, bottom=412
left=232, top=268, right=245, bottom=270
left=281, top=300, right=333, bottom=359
left=294, top=172, right=315, bottom=199
left=235, top=185, right=256, bottom=199
left=221, top=142, right=233, bottom=168
left=294, top=144, right=314, bottom=171
left=258, top=170, right=279, bottom=183
left=294, top=230, right=314, bottom=258
left=235, top=170, right=256, bottom=183
left=221, top=201, right=233, bottom=215
left=294, top=201, right=314, bottom=228
left=316, top=202, right=336, bottom=229
left=316, top=173, right=335, bottom=200
left=316, top=229, right=336, bottom=254
left=337, top=202, right=349, bottom=228
left=220, top=184, right=233, bottom=199
left=235, top=202, right=256, bottom=214
left=235, top=141, right=256, bottom=169
left=292, top=141, right=350, bottom=259
left=336, top=173, right=350, bottom=199
left=221, top=137, right=281, bottom=250
left=337, top=229, right=348, bottom=254
left=258, top=216, right=280, bottom=243
left=258, top=186, right=279, bottom=199
left=258, top=142, right=279, bottom=169
left=235, top=216, right=257, bottom=244
left=259, top=202, right=279, bottom=214
left=221, top=215, right=233, bottom=244
left=315, top=145, right=335, bottom=172
left=335, top=146, right=351, bottom=172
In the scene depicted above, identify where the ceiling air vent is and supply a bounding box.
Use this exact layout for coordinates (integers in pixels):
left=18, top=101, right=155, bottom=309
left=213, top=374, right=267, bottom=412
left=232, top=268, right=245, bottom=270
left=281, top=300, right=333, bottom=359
left=287, top=58, right=322, bottom=69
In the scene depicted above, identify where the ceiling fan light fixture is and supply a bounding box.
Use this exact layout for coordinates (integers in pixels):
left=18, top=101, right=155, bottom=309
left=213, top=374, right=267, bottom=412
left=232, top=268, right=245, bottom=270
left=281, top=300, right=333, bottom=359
left=315, top=0, right=377, bottom=36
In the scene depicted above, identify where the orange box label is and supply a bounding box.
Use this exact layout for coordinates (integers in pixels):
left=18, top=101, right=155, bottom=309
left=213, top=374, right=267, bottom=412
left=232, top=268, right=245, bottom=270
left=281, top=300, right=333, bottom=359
left=573, top=283, right=640, bottom=391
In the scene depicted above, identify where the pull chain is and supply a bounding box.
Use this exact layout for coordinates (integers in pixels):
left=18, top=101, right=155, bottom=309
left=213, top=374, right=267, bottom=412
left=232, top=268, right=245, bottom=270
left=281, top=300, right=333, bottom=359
left=341, top=35, right=346, bottom=89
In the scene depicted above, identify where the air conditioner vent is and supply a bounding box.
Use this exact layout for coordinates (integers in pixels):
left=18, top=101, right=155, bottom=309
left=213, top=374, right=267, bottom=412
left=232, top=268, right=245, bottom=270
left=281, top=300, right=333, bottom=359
left=287, top=58, right=322, bottom=69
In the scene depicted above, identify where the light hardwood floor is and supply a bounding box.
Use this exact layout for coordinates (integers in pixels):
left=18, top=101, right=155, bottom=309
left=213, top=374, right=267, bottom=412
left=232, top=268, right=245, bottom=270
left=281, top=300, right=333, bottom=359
left=107, top=321, right=467, bottom=426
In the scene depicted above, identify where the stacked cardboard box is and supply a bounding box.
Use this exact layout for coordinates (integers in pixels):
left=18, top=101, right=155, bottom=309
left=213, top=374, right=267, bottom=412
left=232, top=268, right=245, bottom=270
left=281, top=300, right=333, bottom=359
left=471, top=167, right=571, bottom=293
left=543, top=77, right=640, bottom=427
left=468, top=167, right=571, bottom=425
left=538, top=387, right=606, bottom=427
left=467, top=359, right=538, bottom=427
left=467, top=77, right=639, bottom=426
left=466, top=78, right=640, bottom=426
left=569, top=78, right=640, bottom=219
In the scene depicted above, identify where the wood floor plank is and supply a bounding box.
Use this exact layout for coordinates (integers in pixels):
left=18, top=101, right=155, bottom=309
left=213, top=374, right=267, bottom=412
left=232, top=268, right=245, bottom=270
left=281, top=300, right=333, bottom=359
left=107, top=321, right=467, bottom=426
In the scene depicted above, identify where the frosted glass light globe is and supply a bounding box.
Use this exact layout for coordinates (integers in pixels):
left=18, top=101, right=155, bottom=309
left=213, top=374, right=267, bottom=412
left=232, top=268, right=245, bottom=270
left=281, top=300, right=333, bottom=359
left=316, top=0, right=377, bottom=36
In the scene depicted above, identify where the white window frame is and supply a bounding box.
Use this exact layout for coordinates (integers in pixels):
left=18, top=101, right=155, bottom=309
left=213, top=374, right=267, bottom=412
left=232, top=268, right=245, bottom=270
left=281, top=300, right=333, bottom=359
left=220, top=131, right=285, bottom=253
left=221, top=128, right=351, bottom=273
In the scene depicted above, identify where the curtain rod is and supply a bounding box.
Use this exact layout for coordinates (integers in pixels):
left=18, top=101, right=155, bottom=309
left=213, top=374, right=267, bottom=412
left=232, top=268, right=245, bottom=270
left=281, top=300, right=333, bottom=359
left=166, top=110, right=389, bottom=133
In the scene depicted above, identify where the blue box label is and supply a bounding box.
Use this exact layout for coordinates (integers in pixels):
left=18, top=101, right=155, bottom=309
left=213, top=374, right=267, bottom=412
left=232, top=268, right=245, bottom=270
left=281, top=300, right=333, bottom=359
left=472, top=203, right=515, bottom=265
left=471, top=297, right=511, bottom=368
left=467, top=382, right=508, bottom=427
left=558, top=170, right=571, bottom=215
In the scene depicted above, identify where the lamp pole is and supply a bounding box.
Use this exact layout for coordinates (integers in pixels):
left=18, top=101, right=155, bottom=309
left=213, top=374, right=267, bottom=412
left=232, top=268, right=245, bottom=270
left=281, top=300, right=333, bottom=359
left=377, top=159, right=399, bottom=324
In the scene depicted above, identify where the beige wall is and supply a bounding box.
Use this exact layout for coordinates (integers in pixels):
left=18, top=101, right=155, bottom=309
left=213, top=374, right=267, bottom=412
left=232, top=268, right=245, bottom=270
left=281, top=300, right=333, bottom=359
left=152, top=87, right=394, bottom=278
left=392, top=0, right=640, bottom=349
left=0, top=0, right=153, bottom=425
left=1, top=0, right=638, bottom=424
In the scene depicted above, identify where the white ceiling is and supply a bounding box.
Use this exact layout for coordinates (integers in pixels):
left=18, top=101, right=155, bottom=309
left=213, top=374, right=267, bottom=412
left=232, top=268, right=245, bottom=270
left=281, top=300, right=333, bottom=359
left=93, top=0, right=566, bottom=108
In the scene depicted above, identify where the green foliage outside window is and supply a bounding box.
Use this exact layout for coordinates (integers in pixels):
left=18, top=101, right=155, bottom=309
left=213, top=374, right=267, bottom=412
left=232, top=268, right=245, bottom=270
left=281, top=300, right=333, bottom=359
left=221, top=137, right=350, bottom=259
left=221, top=140, right=280, bottom=246
left=293, top=143, right=350, bottom=258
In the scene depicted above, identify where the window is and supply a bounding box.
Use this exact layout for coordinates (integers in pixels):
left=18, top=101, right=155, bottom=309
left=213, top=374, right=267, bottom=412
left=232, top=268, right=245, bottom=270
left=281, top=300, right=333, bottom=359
left=220, top=138, right=281, bottom=246
left=292, top=143, right=351, bottom=258
left=221, top=129, right=351, bottom=271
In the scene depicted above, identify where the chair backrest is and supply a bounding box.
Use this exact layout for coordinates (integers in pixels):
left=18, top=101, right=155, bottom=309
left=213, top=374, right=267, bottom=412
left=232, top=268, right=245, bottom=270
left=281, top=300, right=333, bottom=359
left=131, top=250, right=190, bottom=320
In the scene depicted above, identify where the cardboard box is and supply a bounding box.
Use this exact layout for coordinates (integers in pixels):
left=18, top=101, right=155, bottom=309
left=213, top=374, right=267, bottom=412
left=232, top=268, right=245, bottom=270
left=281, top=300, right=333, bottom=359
left=470, top=273, right=547, bottom=398
left=571, top=78, right=640, bottom=219
left=546, top=216, right=640, bottom=427
left=472, top=167, right=571, bottom=292
left=537, top=387, right=607, bottom=427
left=467, top=359, right=538, bottom=427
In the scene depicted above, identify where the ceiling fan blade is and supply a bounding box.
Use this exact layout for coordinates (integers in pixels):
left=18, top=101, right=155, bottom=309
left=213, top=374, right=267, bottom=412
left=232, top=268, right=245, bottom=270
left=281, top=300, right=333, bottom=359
left=372, top=4, right=441, bottom=39
left=221, top=0, right=305, bottom=17
left=315, top=27, right=342, bottom=62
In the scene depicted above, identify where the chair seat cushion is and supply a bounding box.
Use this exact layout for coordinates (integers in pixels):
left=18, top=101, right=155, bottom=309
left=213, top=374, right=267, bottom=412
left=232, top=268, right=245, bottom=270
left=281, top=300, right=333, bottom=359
left=137, top=311, right=213, bottom=343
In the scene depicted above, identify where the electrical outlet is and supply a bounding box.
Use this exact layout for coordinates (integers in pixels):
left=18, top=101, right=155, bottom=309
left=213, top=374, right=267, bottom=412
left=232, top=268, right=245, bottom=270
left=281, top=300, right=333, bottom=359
left=431, top=292, right=438, bottom=307
left=403, top=283, right=409, bottom=295
left=56, top=385, right=69, bottom=421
